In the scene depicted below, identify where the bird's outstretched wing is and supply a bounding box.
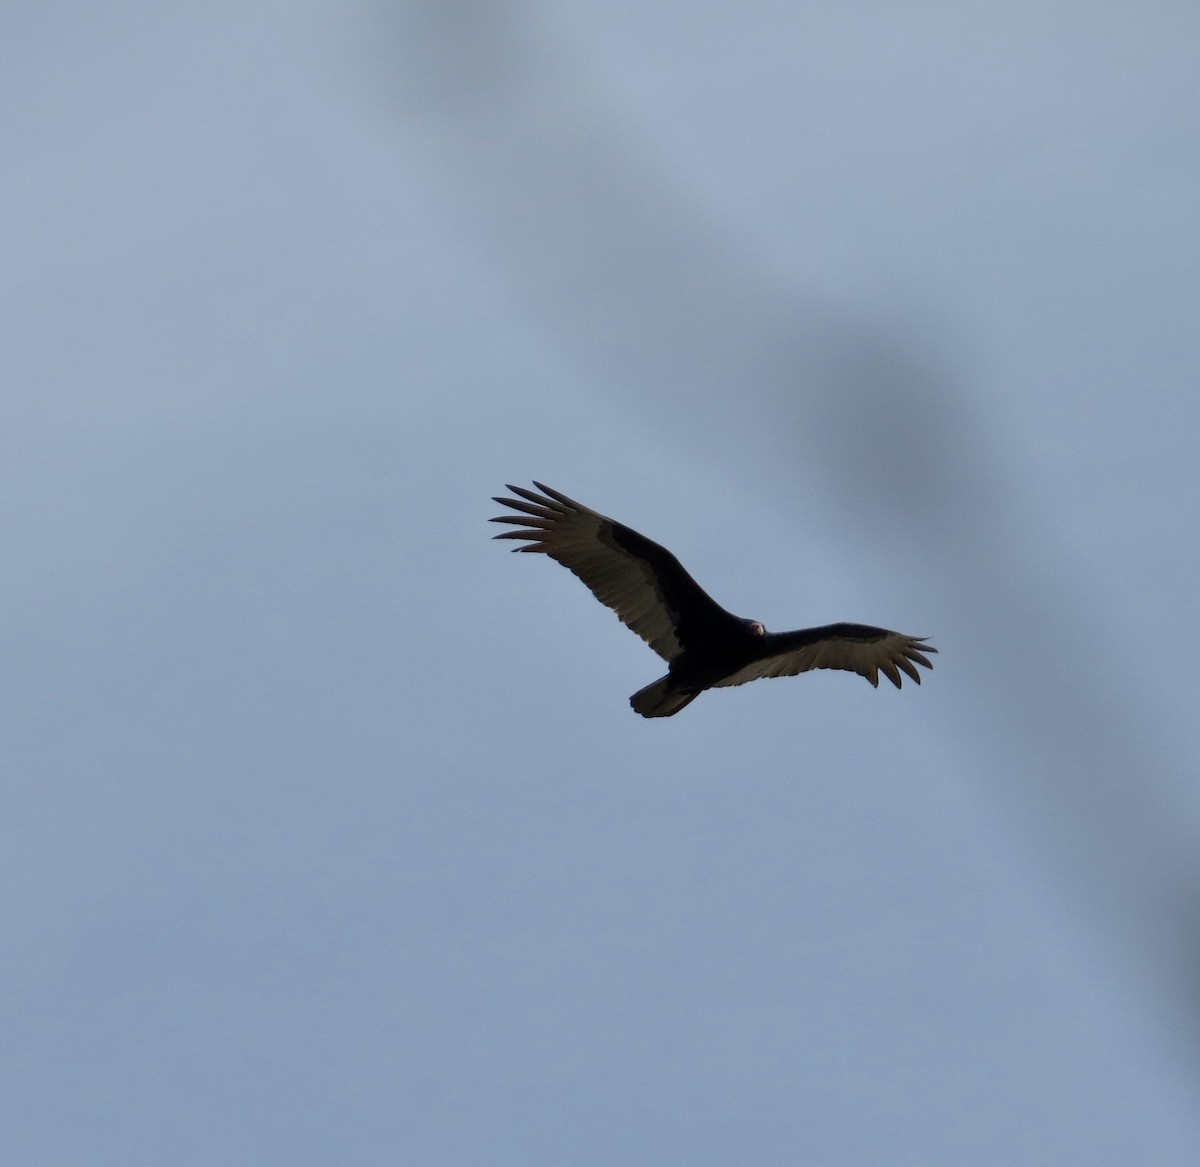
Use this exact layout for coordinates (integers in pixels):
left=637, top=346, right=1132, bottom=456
left=710, top=623, right=937, bottom=689
left=491, top=482, right=736, bottom=661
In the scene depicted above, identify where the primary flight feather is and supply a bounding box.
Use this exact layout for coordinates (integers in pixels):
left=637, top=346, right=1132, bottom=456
left=491, top=482, right=936, bottom=718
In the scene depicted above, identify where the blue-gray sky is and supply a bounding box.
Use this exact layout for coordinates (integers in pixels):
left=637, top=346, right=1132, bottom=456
left=5, top=3, right=1200, bottom=1163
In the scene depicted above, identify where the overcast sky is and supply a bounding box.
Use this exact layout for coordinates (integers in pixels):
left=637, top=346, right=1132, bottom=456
left=5, top=3, right=1200, bottom=1163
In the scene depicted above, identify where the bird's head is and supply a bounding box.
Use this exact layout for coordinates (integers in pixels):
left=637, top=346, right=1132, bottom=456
left=746, top=619, right=766, bottom=636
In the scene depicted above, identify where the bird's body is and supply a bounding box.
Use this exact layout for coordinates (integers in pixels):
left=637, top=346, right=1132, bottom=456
left=491, top=482, right=936, bottom=717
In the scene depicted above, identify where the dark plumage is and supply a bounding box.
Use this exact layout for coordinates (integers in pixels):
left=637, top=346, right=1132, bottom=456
left=491, top=482, right=936, bottom=718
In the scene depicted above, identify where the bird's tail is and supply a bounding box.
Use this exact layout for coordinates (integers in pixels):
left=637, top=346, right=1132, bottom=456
left=630, top=675, right=699, bottom=718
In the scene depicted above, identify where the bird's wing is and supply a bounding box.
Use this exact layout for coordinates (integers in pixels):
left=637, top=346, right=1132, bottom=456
left=710, top=623, right=937, bottom=689
left=491, top=482, right=735, bottom=661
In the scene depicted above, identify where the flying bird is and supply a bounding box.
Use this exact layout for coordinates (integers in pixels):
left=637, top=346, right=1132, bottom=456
left=491, top=482, right=936, bottom=718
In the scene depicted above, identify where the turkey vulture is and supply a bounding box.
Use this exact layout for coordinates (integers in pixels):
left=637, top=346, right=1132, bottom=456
left=491, top=482, right=936, bottom=717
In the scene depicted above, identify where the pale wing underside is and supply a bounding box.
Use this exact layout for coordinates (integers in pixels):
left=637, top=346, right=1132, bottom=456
left=712, top=628, right=937, bottom=690
left=491, top=482, right=696, bottom=661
